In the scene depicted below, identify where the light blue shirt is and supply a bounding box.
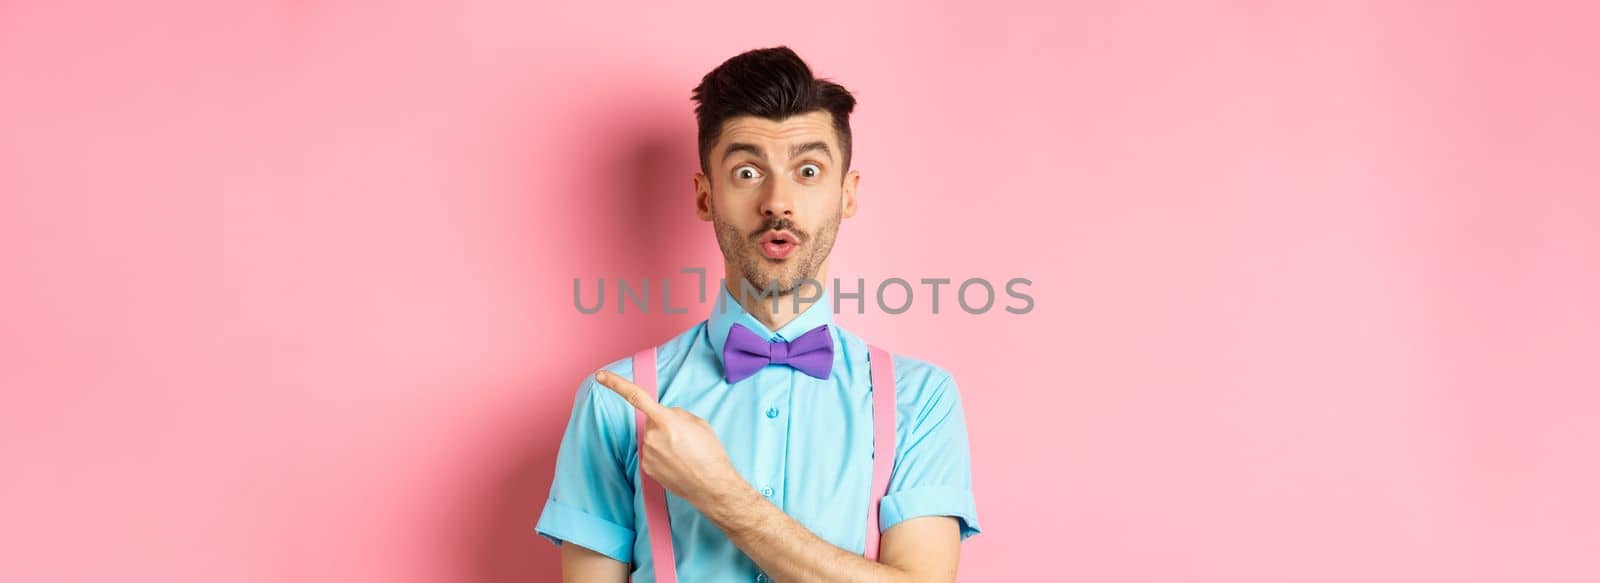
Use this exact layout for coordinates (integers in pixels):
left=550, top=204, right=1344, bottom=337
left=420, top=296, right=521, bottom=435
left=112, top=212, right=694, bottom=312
left=536, top=285, right=981, bottom=582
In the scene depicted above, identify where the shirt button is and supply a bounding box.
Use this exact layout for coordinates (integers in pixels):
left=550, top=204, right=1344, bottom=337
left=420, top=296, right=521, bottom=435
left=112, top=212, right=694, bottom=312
left=765, top=407, right=779, bottom=419
left=761, top=486, right=774, bottom=498
left=756, top=574, right=769, bottom=583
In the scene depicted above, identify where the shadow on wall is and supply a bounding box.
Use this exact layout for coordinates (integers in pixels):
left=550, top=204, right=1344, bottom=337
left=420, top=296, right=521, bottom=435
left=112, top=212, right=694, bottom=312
left=462, top=83, right=709, bottom=582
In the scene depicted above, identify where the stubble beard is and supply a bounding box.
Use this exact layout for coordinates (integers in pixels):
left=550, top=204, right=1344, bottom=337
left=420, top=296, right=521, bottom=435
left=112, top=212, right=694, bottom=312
left=712, top=208, right=841, bottom=299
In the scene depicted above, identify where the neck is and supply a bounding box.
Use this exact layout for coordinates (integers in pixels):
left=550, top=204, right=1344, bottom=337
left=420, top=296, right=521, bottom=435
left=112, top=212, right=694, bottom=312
left=724, top=264, right=830, bottom=332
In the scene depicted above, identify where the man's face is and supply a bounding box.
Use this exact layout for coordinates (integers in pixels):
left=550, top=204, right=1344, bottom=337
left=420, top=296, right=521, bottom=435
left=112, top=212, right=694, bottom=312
left=695, top=110, right=860, bottom=298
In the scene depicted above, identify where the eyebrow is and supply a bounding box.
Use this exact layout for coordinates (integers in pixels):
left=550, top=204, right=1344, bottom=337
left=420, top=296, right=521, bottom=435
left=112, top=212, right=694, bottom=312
left=721, top=142, right=763, bottom=164
left=720, top=141, right=835, bottom=164
left=792, top=141, right=832, bottom=162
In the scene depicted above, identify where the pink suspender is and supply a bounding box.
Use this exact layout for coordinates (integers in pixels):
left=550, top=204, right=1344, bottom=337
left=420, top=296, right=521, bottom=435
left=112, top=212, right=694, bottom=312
left=632, top=348, right=677, bottom=583
left=632, top=345, right=897, bottom=582
left=863, top=344, right=897, bottom=561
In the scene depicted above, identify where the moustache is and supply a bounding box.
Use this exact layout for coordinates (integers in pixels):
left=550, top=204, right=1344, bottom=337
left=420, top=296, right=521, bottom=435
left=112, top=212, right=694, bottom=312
left=750, top=218, right=805, bottom=242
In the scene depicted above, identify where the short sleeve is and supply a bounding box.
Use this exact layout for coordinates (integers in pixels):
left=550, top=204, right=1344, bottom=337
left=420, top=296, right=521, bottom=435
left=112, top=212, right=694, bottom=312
left=878, top=364, right=982, bottom=541
left=534, top=359, right=639, bottom=563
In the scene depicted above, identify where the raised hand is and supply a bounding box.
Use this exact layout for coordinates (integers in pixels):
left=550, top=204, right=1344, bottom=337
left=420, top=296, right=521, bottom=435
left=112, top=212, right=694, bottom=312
left=594, top=370, right=744, bottom=504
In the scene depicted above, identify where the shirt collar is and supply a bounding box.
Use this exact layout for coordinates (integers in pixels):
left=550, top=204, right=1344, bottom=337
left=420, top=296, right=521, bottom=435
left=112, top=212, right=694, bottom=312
left=708, top=282, right=835, bottom=371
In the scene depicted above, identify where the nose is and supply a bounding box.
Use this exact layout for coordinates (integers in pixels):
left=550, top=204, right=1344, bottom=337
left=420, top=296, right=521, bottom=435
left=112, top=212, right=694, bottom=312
left=758, top=176, right=796, bottom=219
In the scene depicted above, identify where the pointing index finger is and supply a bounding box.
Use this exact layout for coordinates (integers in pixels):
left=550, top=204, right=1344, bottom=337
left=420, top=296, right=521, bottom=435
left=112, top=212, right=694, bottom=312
left=594, top=370, right=667, bottom=420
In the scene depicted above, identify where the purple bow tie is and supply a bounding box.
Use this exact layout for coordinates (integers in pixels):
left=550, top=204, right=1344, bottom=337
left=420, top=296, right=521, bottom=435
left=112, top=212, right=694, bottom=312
left=722, top=323, right=834, bottom=384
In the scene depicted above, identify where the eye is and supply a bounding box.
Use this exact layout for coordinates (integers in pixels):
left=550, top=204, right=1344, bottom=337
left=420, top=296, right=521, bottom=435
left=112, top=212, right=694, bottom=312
left=798, top=163, right=821, bottom=179
left=734, top=165, right=762, bottom=181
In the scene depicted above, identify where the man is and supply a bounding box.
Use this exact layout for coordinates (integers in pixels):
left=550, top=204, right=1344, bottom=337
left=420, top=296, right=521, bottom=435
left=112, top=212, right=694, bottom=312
left=535, top=45, right=981, bottom=582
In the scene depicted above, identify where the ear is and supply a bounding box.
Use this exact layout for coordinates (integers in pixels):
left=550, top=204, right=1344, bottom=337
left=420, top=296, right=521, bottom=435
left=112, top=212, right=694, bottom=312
left=693, top=172, right=713, bottom=221
left=841, top=169, right=861, bottom=219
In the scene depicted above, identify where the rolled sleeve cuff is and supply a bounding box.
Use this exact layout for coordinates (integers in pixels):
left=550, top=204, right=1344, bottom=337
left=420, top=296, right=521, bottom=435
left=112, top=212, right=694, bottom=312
left=878, top=486, right=982, bottom=541
left=535, top=497, right=636, bottom=564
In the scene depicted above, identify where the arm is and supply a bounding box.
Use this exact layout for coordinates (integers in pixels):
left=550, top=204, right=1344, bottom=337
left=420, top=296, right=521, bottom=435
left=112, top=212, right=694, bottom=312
left=593, top=368, right=977, bottom=583
left=559, top=541, right=630, bottom=583
left=536, top=364, right=645, bottom=581
left=695, top=477, right=960, bottom=582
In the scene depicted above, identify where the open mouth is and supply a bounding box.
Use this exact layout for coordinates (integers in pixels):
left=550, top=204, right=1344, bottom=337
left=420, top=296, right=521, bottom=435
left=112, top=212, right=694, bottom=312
left=759, top=231, right=798, bottom=260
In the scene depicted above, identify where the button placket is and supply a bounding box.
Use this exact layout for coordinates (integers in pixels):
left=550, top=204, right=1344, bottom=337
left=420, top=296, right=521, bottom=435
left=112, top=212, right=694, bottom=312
left=763, top=367, right=795, bottom=509
left=750, top=367, right=789, bottom=509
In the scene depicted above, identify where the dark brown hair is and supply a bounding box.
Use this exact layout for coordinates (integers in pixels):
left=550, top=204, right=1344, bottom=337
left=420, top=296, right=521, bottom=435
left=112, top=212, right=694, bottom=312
left=691, top=46, right=858, bottom=179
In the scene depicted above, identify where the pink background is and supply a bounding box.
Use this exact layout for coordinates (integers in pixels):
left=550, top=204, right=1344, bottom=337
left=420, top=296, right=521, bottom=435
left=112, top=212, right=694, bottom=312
left=3, top=1, right=1598, bottom=581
